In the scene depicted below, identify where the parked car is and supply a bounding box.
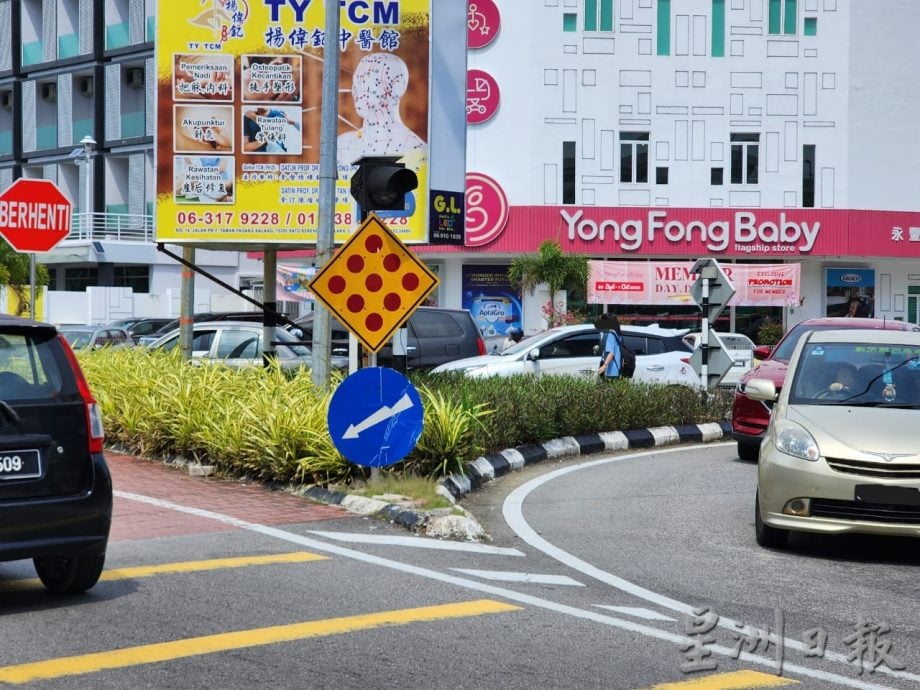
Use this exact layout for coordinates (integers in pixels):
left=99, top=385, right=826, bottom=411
left=682, top=331, right=755, bottom=388
left=148, top=321, right=348, bottom=371
left=59, top=324, right=132, bottom=350
left=123, top=318, right=174, bottom=344
left=289, top=307, right=487, bottom=370
left=731, top=317, right=920, bottom=461
left=430, top=323, right=701, bottom=387
left=748, top=328, right=920, bottom=548
left=136, top=311, right=267, bottom=347
left=0, top=316, right=111, bottom=593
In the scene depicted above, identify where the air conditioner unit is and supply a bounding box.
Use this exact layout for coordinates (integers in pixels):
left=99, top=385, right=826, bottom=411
left=126, top=67, right=144, bottom=89
left=41, top=82, right=57, bottom=102
left=79, top=76, right=93, bottom=97
left=0, top=91, right=11, bottom=110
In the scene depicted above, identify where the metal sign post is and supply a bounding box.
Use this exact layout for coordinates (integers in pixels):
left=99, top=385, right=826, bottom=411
left=690, top=258, right=737, bottom=390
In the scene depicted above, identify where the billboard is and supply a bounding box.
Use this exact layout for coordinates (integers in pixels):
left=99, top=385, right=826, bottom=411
left=156, top=0, right=431, bottom=245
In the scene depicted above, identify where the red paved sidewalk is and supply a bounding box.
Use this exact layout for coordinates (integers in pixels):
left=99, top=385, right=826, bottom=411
left=107, top=453, right=351, bottom=543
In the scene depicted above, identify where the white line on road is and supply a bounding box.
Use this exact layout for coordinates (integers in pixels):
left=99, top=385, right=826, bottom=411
left=501, top=443, right=920, bottom=688
left=114, top=489, right=900, bottom=690
left=450, top=569, right=584, bottom=586
left=306, top=530, right=525, bottom=556
left=595, top=606, right=676, bottom=622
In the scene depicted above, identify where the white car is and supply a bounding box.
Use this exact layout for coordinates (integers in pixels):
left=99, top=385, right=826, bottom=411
left=682, top=331, right=755, bottom=388
left=430, top=323, right=702, bottom=387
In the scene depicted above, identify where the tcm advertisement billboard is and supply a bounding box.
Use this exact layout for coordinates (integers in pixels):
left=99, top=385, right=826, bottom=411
left=155, top=0, right=432, bottom=245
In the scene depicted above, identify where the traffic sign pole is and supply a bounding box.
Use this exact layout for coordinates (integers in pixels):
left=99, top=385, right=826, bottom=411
left=690, top=259, right=737, bottom=390
left=29, top=254, right=35, bottom=321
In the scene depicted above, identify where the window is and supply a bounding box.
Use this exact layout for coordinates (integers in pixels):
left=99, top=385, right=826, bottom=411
left=804, top=16, right=816, bottom=35
left=802, top=144, right=815, bottom=208
left=64, top=267, right=98, bottom=292
left=563, top=13, right=577, bottom=31
left=730, top=133, right=759, bottom=185
left=563, top=141, right=576, bottom=203
left=656, top=167, right=669, bottom=184
left=585, top=0, right=613, bottom=31
left=711, top=167, right=724, bottom=185
left=712, top=0, right=725, bottom=56
left=657, top=0, right=671, bottom=55
left=768, top=0, right=797, bottom=35
left=114, top=266, right=150, bottom=293
left=620, top=132, right=649, bottom=184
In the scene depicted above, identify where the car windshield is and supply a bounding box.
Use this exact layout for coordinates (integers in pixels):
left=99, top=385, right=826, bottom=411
left=789, top=342, right=920, bottom=407
left=772, top=324, right=864, bottom=361
left=499, top=331, right=555, bottom=356
left=60, top=329, right=93, bottom=349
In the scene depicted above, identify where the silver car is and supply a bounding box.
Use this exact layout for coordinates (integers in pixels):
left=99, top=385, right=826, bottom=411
left=148, top=321, right=348, bottom=371
left=748, top=328, right=920, bottom=548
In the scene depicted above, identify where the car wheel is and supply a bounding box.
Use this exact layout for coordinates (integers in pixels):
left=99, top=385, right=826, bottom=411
left=33, top=554, right=106, bottom=594
left=737, top=441, right=760, bottom=462
left=754, top=495, right=788, bottom=548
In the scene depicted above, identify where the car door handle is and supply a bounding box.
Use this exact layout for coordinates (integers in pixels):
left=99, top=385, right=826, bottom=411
left=406, top=346, right=417, bottom=352
left=647, top=365, right=665, bottom=371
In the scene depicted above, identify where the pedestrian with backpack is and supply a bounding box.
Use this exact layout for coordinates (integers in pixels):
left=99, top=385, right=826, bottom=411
left=596, top=314, right=623, bottom=379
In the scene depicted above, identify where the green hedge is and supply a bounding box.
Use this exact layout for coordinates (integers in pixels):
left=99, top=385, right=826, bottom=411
left=78, top=348, right=730, bottom=487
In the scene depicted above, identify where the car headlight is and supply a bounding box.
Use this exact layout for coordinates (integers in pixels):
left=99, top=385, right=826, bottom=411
left=773, top=419, right=820, bottom=462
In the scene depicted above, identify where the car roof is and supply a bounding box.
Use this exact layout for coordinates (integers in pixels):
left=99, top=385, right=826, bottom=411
left=797, top=316, right=917, bottom=331
left=803, top=328, right=920, bottom=345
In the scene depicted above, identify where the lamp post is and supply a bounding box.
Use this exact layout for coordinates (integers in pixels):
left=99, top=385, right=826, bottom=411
left=79, top=135, right=96, bottom=237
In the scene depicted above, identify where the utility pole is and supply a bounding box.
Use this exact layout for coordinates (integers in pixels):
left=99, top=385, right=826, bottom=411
left=311, top=0, right=341, bottom=387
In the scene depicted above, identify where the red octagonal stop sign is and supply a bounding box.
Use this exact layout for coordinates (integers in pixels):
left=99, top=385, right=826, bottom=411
left=0, top=178, right=73, bottom=253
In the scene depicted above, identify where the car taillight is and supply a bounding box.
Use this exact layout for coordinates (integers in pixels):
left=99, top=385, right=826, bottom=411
left=476, top=337, right=487, bottom=356
left=681, top=357, right=691, bottom=364
left=58, top=335, right=105, bottom=454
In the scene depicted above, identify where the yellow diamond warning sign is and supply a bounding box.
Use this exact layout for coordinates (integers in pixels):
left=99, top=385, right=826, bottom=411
left=308, top=214, right=439, bottom=353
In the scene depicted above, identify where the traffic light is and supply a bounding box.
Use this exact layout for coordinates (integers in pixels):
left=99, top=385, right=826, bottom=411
left=349, top=156, right=418, bottom=212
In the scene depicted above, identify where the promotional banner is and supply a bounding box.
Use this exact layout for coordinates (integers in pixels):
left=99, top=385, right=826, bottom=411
left=277, top=263, right=316, bottom=302
left=156, top=0, right=430, bottom=245
left=826, top=268, right=875, bottom=317
left=588, top=261, right=800, bottom=307
left=461, top=265, right=522, bottom=340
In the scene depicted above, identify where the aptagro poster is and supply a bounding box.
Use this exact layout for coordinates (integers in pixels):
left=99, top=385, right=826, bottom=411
left=156, top=0, right=430, bottom=245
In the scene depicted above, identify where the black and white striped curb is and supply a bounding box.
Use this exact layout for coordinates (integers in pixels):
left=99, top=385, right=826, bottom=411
left=438, top=420, right=732, bottom=501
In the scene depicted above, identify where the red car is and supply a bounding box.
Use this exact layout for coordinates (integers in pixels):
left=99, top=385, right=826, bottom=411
left=731, top=317, right=920, bottom=460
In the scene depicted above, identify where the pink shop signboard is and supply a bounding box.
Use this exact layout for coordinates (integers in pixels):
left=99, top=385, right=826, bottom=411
left=487, top=207, right=920, bottom=258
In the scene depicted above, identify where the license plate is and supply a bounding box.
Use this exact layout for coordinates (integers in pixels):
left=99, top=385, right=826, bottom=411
left=855, top=484, right=920, bottom=507
left=0, top=449, right=41, bottom=480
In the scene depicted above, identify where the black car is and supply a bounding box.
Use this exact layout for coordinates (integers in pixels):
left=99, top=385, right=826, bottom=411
left=124, top=317, right=174, bottom=343
left=290, top=306, right=487, bottom=370
left=137, top=311, right=268, bottom=346
left=0, top=316, right=112, bottom=593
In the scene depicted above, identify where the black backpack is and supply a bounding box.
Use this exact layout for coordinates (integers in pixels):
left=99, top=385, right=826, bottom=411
left=614, top=332, right=636, bottom=379
left=599, top=330, right=636, bottom=379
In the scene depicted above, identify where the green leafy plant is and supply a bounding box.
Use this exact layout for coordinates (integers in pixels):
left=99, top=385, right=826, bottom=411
left=757, top=321, right=784, bottom=347
left=508, top=240, right=590, bottom=328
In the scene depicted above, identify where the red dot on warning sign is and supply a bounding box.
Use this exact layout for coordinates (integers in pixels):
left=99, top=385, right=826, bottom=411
left=383, top=254, right=401, bottom=272
left=366, top=273, right=383, bottom=292
left=347, top=294, right=364, bottom=313
left=328, top=275, right=346, bottom=294
left=402, top=273, right=420, bottom=291
left=383, top=293, right=401, bottom=311
left=347, top=255, right=364, bottom=273
left=365, top=234, right=383, bottom=253
left=366, top=313, right=383, bottom=331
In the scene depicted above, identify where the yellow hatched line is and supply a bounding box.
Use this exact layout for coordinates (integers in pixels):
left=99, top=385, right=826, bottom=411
left=643, top=670, right=800, bottom=689
left=0, top=599, right=521, bottom=684
left=0, top=552, right=328, bottom=591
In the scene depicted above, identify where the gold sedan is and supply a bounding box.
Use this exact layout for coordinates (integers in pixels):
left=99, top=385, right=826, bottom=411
left=747, top=328, right=920, bottom=548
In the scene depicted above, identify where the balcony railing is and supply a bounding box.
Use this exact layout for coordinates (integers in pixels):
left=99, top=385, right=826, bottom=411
left=67, top=212, right=154, bottom=242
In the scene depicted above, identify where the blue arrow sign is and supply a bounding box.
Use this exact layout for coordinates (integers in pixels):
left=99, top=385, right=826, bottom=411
left=327, top=367, right=424, bottom=468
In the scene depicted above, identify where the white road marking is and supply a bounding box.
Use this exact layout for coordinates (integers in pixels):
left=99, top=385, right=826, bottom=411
left=307, top=530, right=525, bottom=556
left=450, top=569, right=584, bottom=586
left=595, top=606, right=676, bottom=622
left=114, top=489, right=899, bottom=690
left=501, top=443, right=920, bottom=688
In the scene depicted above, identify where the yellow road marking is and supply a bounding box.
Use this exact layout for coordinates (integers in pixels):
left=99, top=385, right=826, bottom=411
left=0, top=552, right=328, bottom=591
left=644, top=670, right=799, bottom=689
left=0, top=599, right=521, bottom=684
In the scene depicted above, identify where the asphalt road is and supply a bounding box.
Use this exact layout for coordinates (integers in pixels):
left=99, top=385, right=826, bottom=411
left=1, top=445, right=918, bottom=689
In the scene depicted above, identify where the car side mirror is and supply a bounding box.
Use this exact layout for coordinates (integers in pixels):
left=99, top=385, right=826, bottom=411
left=527, top=348, right=540, bottom=361
left=753, top=345, right=772, bottom=359
left=745, top=378, right=777, bottom=401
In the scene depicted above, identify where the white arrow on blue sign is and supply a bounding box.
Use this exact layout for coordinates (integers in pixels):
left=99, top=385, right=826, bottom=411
left=327, top=367, right=424, bottom=468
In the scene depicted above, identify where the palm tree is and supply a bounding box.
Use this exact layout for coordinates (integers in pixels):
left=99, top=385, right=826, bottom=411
left=507, top=240, right=589, bottom=327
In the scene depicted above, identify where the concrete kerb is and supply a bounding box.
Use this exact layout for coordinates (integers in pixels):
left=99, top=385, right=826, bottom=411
left=300, top=420, right=732, bottom=541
